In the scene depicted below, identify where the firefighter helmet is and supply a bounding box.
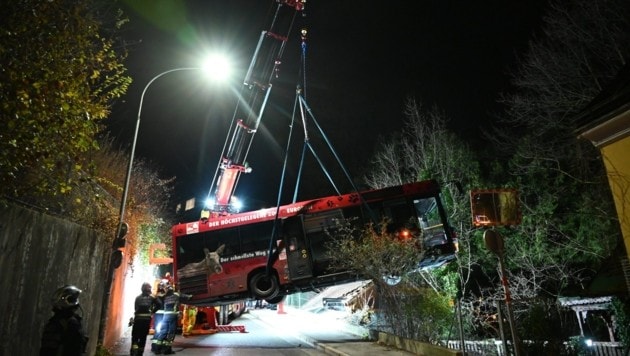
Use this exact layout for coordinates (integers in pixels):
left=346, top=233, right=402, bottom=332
left=141, top=282, right=152, bottom=294
left=51, top=285, right=82, bottom=310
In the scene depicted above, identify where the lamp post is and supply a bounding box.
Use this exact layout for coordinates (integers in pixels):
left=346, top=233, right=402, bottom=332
left=116, top=67, right=201, bottom=249
left=97, top=67, right=203, bottom=345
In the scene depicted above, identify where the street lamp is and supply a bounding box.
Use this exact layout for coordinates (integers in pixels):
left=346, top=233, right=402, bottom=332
left=98, top=59, right=232, bottom=345
left=116, top=67, right=199, bottom=251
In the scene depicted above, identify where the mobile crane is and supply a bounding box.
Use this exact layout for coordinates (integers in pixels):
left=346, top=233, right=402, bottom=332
left=178, top=0, right=306, bottom=335
left=201, top=0, right=306, bottom=219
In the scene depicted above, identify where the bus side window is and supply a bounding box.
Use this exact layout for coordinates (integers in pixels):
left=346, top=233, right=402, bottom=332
left=282, top=217, right=302, bottom=236
left=414, top=197, right=440, bottom=228
left=303, top=210, right=343, bottom=234
left=204, top=228, right=238, bottom=257
left=381, top=199, right=416, bottom=233
left=179, top=235, right=207, bottom=264
left=303, top=210, right=343, bottom=264
left=240, top=221, right=274, bottom=252
left=343, top=206, right=370, bottom=227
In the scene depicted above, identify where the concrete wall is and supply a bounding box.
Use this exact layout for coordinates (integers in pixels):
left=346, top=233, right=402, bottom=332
left=0, top=202, right=117, bottom=355
left=377, top=332, right=464, bottom=356
left=104, top=248, right=134, bottom=350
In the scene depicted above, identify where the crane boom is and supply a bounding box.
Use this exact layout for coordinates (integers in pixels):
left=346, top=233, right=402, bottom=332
left=202, top=0, right=305, bottom=218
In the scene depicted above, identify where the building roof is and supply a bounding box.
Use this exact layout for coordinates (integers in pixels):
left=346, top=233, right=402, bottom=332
left=558, top=296, right=613, bottom=312
left=574, top=64, right=630, bottom=146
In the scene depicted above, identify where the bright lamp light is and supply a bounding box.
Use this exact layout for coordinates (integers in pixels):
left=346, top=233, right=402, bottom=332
left=231, top=196, right=242, bottom=212
left=201, top=54, right=232, bottom=82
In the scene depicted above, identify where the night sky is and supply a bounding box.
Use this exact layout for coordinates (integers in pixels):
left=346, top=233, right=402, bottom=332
left=108, top=0, right=547, bottom=213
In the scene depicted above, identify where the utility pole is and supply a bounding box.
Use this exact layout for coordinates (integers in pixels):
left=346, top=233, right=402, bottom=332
left=484, top=229, right=521, bottom=356
left=496, top=299, right=509, bottom=355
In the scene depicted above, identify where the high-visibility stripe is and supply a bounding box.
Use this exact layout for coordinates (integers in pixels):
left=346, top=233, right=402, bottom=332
left=216, top=325, right=247, bottom=333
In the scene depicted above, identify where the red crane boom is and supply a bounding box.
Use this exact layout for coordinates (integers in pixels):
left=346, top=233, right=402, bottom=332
left=202, top=0, right=305, bottom=218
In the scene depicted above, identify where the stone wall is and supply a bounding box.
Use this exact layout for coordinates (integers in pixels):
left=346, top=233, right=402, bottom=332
left=0, top=202, right=124, bottom=355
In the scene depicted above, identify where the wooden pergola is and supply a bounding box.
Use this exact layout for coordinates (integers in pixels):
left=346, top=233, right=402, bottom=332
left=559, top=296, right=616, bottom=341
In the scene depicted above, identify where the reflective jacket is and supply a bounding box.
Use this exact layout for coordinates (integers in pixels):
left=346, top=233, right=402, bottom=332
left=134, top=293, right=160, bottom=319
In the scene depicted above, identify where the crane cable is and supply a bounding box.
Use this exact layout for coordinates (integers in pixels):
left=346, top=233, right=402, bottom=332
left=265, top=18, right=376, bottom=276
left=265, top=21, right=308, bottom=276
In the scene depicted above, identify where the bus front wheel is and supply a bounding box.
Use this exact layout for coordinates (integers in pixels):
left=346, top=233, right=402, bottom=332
left=265, top=294, right=285, bottom=304
left=249, top=272, right=279, bottom=299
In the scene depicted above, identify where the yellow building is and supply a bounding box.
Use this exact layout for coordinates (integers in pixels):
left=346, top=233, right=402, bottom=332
left=575, top=65, right=630, bottom=294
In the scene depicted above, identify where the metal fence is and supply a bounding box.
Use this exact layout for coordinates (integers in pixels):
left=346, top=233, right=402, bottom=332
left=446, top=340, right=504, bottom=356
left=587, top=342, right=626, bottom=356
left=445, top=340, right=626, bottom=356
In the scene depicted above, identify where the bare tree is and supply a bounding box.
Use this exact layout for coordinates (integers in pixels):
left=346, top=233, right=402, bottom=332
left=500, top=0, right=629, bottom=134
left=365, top=98, right=479, bottom=220
left=365, top=97, right=482, bottom=291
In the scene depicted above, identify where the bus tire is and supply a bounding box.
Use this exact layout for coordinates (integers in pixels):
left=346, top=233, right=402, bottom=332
left=249, top=272, right=279, bottom=299
left=217, top=305, right=229, bottom=325
left=265, top=294, right=285, bottom=304
left=232, top=302, right=244, bottom=318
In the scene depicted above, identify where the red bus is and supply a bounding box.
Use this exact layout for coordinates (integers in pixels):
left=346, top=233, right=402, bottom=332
left=171, top=179, right=457, bottom=306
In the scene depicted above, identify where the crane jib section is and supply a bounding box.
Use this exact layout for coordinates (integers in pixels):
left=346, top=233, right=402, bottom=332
left=209, top=0, right=305, bottom=216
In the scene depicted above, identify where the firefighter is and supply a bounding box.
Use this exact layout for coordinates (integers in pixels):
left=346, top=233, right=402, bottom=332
left=162, top=272, right=173, bottom=286
left=130, top=282, right=161, bottom=355
left=39, top=285, right=88, bottom=356
left=150, top=281, right=167, bottom=353
left=152, top=283, right=191, bottom=354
